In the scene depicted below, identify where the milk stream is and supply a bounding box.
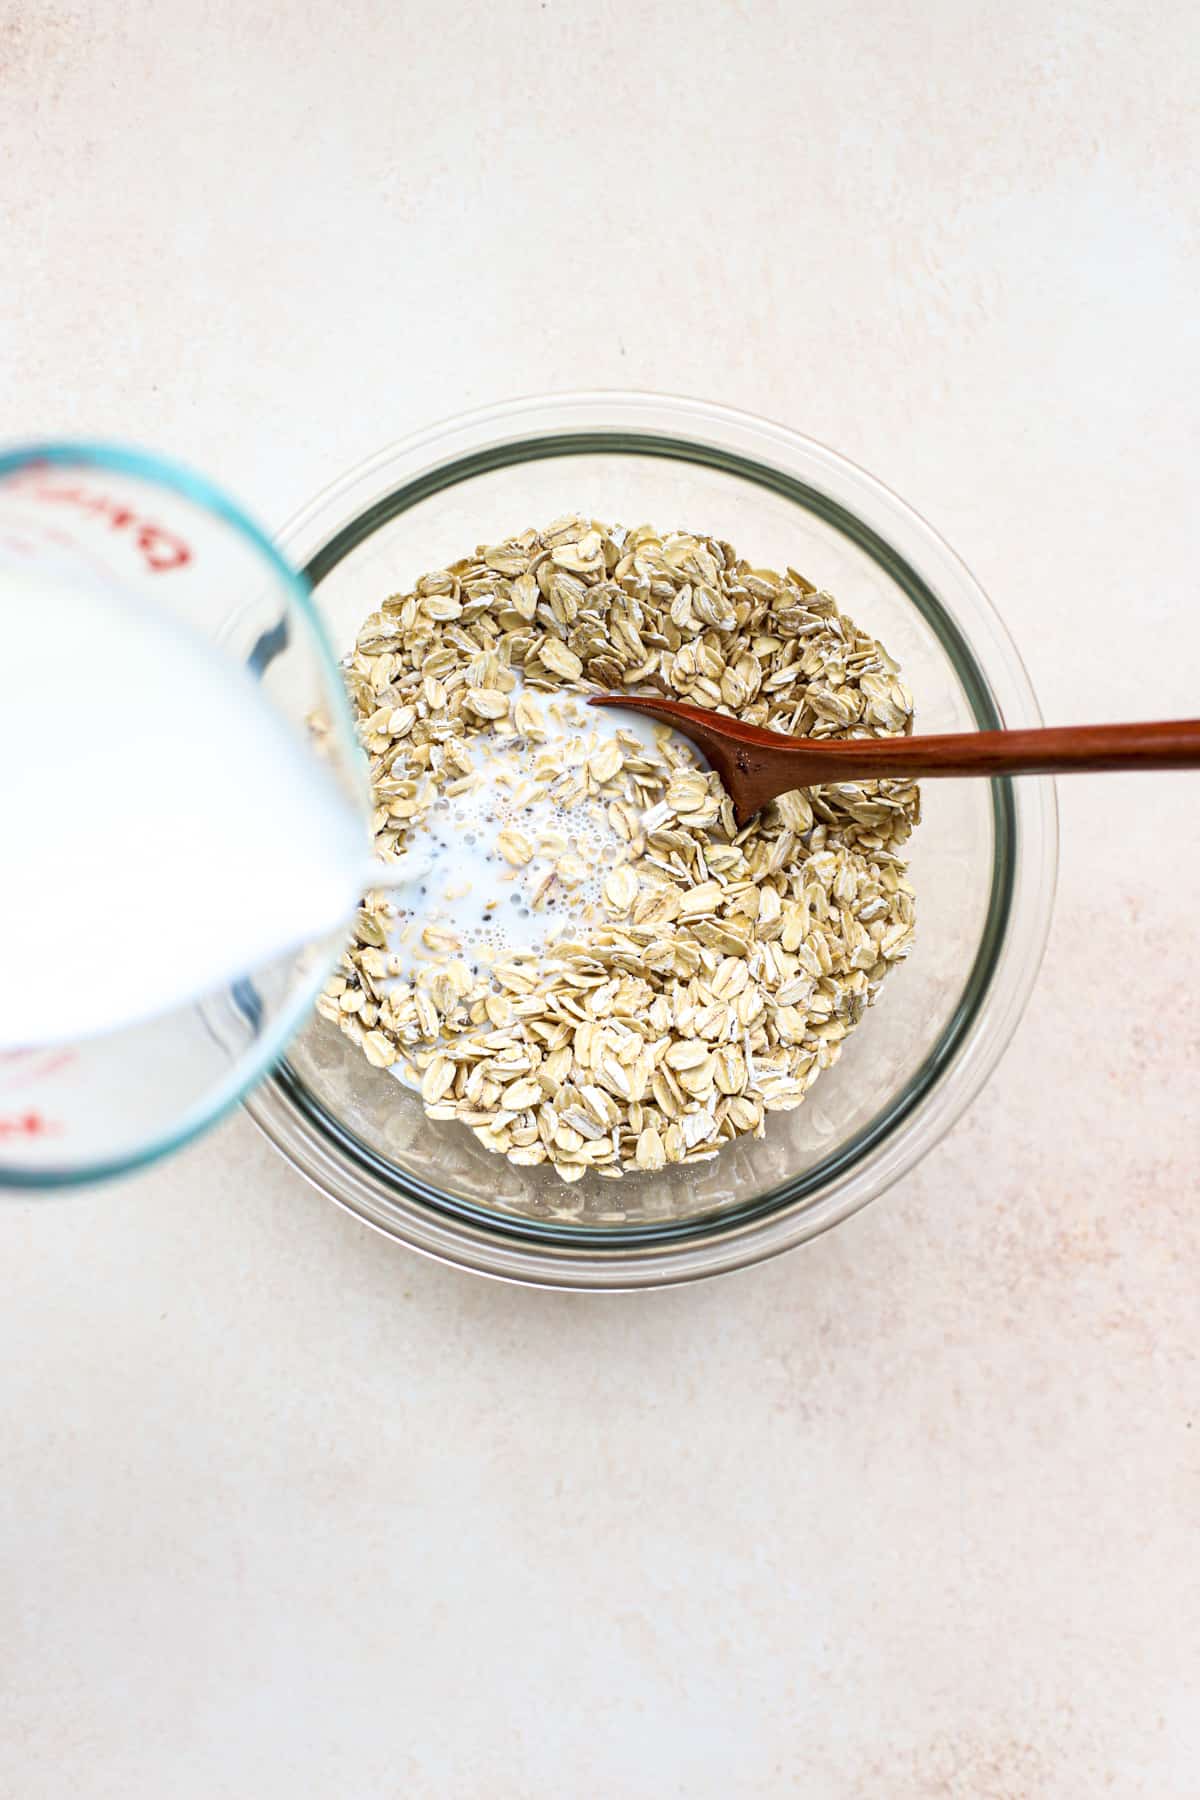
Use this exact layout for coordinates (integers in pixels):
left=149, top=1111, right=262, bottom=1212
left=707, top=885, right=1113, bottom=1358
left=0, top=569, right=370, bottom=1047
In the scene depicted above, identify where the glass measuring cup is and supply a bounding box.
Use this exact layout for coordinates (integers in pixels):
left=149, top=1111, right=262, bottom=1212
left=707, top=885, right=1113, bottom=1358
left=0, top=444, right=369, bottom=1189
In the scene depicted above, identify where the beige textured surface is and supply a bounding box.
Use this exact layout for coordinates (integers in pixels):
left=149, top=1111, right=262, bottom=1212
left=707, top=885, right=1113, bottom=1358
left=3, top=1, right=1199, bottom=1794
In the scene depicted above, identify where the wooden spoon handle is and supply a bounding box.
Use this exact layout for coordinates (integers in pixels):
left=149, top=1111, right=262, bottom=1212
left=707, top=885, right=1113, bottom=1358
left=591, top=697, right=1200, bottom=783
left=772, top=718, right=1200, bottom=781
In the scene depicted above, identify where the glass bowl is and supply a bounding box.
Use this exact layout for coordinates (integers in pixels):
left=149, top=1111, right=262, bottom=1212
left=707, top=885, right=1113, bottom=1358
left=244, top=394, right=1057, bottom=1288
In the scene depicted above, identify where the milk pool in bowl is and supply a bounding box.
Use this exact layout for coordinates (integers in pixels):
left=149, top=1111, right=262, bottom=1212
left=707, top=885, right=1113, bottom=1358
left=357, top=691, right=686, bottom=1023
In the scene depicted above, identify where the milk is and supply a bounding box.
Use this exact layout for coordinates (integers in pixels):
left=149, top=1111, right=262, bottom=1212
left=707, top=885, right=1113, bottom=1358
left=370, top=691, right=676, bottom=981
left=0, top=568, right=370, bottom=1047
left=350, top=689, right=705, bottom=1100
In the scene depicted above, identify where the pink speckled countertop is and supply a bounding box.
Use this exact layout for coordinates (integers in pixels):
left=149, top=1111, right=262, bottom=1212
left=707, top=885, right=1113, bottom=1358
left=3, top=2, right=1198, bottom=1793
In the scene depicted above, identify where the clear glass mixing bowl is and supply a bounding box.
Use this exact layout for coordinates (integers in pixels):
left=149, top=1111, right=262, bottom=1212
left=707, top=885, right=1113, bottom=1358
left=245, top=395, right=1057, bottom=1288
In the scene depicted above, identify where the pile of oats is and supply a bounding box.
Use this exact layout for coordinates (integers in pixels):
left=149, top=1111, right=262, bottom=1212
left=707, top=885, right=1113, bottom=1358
left=316, top=517, right=919, bottom=1183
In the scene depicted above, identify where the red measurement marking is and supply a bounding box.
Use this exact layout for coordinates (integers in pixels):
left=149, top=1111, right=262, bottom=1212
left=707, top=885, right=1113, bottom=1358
left=0, top=1048, right=77, bottom=1089
left=3, top=468, right=193, bottom=574
left=0, top=1110, right=62, bottom=1139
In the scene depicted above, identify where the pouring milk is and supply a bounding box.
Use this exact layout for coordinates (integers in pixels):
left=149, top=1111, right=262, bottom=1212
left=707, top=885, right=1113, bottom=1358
left=0, top=569, right=373, bottom=1048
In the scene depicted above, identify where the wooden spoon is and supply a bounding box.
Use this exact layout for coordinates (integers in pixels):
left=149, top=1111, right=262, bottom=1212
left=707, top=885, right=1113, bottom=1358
left=588, top=696, right=1200, bottom=827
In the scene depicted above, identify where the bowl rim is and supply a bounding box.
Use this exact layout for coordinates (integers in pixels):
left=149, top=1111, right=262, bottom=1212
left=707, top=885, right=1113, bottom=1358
left=246, top=391, right=1058, bottom=1288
